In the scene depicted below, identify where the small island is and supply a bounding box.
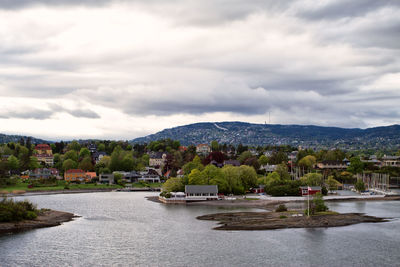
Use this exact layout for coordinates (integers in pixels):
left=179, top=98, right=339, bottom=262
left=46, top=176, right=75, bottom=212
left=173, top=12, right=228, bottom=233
left=0, top=198, right=77, bottom=234
left=197, top=211, right=388, bottom=230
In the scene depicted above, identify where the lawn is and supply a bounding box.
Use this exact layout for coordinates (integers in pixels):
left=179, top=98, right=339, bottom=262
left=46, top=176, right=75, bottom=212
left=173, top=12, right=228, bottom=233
left=0, top=179, right=163, bottom=193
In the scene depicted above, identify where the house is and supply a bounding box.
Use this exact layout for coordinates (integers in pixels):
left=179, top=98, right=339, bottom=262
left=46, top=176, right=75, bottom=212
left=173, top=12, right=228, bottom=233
left=34, top=144, right=54, bottom=166
left=88, top=144, right=97, bottom=153
left=178, top=146, right=187, bottom=152
left=99, top=173, right=114, bottom=184
left=92, top=152, right=107, bottom=164
left=316, top=160, right=347, bottom=170
left=381, top=155, right=400, bottom=167
left=29, top=168, right=52, bottom=180
left=223, top=160, right=240, bottom=167
left=210, top=160, right=223, bottom=168
left=34, top=154, right=54, bottom=166
left=185, top=185, right=218, bottom=201
left=299, top=186, right=321, bottom=196
left=196, top=144, right=211, bottom=155
left=35, top=144, right=52, bottom=155
left=252, top=185, right=265, bottom=194
left=64, top=169, right=88, bottom=182
left=176, top=169, right=184, bottom=178
left=49, top=168, right=59, bottom=176
left=149, top=152, right=167, bottom=168
left=85, top=172, right=97, bottom=181
left=260, top=164, right=277, bottom=173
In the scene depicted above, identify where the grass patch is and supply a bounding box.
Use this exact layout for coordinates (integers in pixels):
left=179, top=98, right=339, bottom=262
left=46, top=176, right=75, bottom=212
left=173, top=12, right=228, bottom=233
left=279, top=215, right=288, bottom=219
left=242, top=198, right=259, bottom=201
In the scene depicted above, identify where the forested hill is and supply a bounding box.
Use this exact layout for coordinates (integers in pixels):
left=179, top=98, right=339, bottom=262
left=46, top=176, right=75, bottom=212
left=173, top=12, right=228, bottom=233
left=131, top=122, right=400, bottom=149
left=0, top=134, right=51, bottom=144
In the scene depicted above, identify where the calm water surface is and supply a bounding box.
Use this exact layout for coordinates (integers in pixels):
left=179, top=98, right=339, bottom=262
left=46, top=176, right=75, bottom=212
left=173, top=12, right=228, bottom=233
left=1, top=192, right=399, bottom=267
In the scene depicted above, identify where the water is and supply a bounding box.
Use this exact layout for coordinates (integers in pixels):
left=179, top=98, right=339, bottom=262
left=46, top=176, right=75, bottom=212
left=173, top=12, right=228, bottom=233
left=1, top=192, right=399, bottom=267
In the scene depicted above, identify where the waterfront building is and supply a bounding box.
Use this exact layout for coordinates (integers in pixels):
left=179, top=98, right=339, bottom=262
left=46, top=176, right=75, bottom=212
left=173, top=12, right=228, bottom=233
left=299, top=186, right=321, bottom=196
left=185, top=185, right=218, bottom=201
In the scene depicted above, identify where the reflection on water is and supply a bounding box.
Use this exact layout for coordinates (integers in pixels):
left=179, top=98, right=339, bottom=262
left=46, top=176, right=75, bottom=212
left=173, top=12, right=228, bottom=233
left=0, top=192, right=399, bottom=267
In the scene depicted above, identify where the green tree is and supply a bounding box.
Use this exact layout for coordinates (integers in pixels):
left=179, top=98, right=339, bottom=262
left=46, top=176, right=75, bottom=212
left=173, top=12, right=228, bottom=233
left=222, top=165, right=244, bottom=194
left=201, top=164, right=223, bottom=184
left=313, top=193, right=328, bottom=212
left=64, top=150, right=78, bottom=162
left=347, top=157, right=364, bottom=174
left=162, top=177, right=184, bottom=192
left=326, top=176, right=340, bottom=192
left=188, top=169, right=206, bottom=185
left=97, top=143, right=106, bottom=152
left=182, top=156, right=204, bottom=175
left=121, top=153, right=134, bottom=171
left=79, top=148, right=91, bottom=159
left=301, top=173, right=323, bottom=186
left=28, top=156, right=40, bottom=170
left=67, top=141, right=81, bottom=152
left=276, top=163, right=290, bottom=180
left=355, top=180, right=366, bottom=192
left=78, top=156, right=94, bottom=171
left=298, top=155, right=316, bottom=169
left=7, top=155, right=20, bottom=170
left=211, top=140, right=219, bottom=152
left=238, top=151, right=252, bottom=164
left=62, top=159, right=78, bottom=171
left=258, top=155, right=269, bottom=166
left=238, top=165, right=257, bottom=190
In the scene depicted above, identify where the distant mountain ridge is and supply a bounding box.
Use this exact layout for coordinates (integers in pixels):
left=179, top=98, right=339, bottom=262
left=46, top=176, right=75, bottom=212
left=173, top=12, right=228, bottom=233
left=0, top=134, right=51, bottom=144
left=131, top=122, right=400, bottom=149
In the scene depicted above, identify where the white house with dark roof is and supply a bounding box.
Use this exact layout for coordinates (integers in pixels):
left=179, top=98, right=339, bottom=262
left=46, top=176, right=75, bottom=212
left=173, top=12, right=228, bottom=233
left=185, top=185, right=218, bottom=201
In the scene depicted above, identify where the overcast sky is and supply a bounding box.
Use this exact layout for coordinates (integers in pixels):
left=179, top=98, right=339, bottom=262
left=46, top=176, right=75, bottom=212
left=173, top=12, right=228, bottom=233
left=0, top=0, right=399, bottom=140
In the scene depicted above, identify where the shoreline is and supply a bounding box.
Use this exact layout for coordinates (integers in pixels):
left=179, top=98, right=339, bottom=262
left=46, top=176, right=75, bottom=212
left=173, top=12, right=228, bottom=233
left=0, top=210, right=78, bottom=235
left=197, top=211, right=389, bottom=230
left=147, top=195, right=400, bottom=209
left=4, top=188, right=117, bottom=197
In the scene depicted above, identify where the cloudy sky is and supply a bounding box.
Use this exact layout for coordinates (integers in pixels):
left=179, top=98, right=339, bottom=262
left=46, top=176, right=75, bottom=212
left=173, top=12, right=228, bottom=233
left=0, top=0, right=399, bottom=140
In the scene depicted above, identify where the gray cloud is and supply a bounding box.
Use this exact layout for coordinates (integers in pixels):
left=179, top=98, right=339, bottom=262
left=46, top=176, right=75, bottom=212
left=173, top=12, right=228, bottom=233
left=0, top=0, right=399, bottom=134
left=48, top=104, right=101, bottom=119
left=297, top=0, right=400, bottom=20
left=0, top=109, right=52, bottom=120
left=0, top=105, right=100, bottom=120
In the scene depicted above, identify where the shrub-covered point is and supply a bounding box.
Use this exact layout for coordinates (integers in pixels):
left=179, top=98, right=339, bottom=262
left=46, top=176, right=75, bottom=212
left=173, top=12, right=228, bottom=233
left=0, top=198, right=39, bottom=222
left=265, top=180, right=302, bottom=196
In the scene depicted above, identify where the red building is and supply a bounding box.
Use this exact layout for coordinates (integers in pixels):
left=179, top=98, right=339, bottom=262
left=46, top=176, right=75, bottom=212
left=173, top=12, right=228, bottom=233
left=299, top=186, right=321, bottom=196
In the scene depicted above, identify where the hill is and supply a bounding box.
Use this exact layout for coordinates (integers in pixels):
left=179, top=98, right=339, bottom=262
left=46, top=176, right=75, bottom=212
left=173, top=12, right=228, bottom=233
left=131, top=122, right=400, bottom=149
left=0, top=134, right=51, bottom=144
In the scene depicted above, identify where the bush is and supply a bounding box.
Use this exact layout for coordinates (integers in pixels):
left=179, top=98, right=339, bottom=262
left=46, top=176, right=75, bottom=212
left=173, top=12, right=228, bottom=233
left=265, top=180, right=302, bottom=196
left=275, top=204, right=288, bottom=212
left=321, top=186, right=328, bottom=196
left=355, top=180, right=366, bottom=192
left=0, top=198, right=38, bottom=222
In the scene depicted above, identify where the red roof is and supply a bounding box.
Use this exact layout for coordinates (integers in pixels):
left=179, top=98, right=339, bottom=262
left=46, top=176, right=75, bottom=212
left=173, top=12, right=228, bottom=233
left=35, top=144, right=51, bottom=150
left=65, top=169, right=85, bottom=174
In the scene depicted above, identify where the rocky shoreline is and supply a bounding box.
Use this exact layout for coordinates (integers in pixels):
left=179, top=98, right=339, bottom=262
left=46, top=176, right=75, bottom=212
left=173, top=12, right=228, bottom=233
left=197, top=211, right=388, bottom=230
left=0, top=210, right=78, bottom=235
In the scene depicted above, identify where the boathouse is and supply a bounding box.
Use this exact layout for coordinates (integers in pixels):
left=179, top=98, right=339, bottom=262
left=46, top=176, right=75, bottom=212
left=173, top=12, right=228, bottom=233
left=185, top=185, right=218, bottom=201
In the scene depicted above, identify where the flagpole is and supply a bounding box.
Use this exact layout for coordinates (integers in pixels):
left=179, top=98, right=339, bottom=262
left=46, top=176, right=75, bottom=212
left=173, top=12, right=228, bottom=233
left=307, top=185, right=310, bottom=217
